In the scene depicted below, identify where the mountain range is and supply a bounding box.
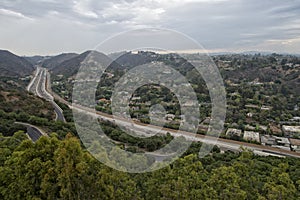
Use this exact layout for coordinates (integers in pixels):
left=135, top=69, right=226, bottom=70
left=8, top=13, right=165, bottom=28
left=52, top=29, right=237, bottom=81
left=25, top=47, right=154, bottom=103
left=0, top=50, right=34, bottom=77
left=1, top=49, right=299, bottom=95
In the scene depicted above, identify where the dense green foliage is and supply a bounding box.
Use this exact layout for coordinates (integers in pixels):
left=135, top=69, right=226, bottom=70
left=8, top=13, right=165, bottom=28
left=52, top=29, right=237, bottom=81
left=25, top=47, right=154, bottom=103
left=0, top=83, right=57, bottom=136
left=0, top=85, right=54, bottom=120
left=0, top=105, right=75, bottom=139
left=0, top=132, right=299, bottom=200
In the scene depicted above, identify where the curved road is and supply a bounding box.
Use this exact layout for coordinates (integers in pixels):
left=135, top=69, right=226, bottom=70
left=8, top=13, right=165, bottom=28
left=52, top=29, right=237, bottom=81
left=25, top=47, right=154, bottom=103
left=27, top=67, right=65, bottom=122
left=15, top=122, right=47, bottom=142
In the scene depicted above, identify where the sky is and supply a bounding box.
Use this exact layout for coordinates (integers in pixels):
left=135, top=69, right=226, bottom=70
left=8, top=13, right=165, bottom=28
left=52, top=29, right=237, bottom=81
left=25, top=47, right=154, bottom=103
left=0, top=0, right=300, bottom=56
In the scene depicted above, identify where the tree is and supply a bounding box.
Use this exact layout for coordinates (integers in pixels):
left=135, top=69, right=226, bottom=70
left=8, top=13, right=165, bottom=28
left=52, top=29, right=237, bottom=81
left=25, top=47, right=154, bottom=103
left=144, top=154, right=217, bottom=200
left=263, top=163, right=297, bottom=200
left=207, top=166, right=247, bottom=200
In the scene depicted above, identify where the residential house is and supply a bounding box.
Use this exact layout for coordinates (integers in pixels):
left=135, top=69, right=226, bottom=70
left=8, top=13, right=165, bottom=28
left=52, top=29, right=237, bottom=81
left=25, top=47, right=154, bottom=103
left=290, top=138, right=300, bottom=153
left=261, top=135, right=291, bottom=151
left=282, top=125, right=300, bottom=137
left=226, top=128, right=242, bottom=137
left=243, top=131, right=260, bottom=143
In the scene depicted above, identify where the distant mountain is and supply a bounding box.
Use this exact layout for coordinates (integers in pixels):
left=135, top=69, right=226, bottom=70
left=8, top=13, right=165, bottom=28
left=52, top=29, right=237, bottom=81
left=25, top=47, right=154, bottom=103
left=50, top=51, right=116, bottom=77
left=49, top=51, right=160, bottom=77
left=241, top=51, right=273, bottom=55
left=208, top=51, right=274, bottom=56
left=24, top=55, right=49, bottom=65
left=0, top=50, right=34, bottom=77
left=107, top=51, right=128, bottom=60
left=113, top=51, right=157, bottom=69
left=42, top=53, right=78, bottom=70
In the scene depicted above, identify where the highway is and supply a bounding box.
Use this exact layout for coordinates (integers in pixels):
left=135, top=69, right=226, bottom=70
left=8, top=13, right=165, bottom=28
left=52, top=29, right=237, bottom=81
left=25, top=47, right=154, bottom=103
left=35, top=69, right=300, bottom=158
left=27, top=66, right=41, bottom=93
left=27, top=67, right=65, bottom=122
left=15, top=122, right=47, bottom=142
left=70, top=104, right=300, bottom=158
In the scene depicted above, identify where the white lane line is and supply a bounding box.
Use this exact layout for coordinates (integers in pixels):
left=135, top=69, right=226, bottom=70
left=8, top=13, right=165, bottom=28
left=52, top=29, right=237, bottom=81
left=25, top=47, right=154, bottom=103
left=35, top=68, right=43, bottom=98
left=27, top=67, right=40, bottom=92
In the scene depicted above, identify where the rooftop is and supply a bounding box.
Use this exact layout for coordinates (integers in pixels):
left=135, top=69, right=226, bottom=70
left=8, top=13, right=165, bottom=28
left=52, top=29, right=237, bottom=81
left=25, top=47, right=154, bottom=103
left=243, top=131, right=260, bottom=142
left=289, top=138, right=300, bottom=146
left=226, top=128, right=242, bottom=137
left=282, top=126, right=300, bottom=133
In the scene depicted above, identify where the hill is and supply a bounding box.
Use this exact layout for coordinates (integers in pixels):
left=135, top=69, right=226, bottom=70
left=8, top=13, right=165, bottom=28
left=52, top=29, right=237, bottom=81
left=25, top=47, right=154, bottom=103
left=0, top=81, right=55, bottom=136
left=112, top=51, right=157, bottom=69
left=24, top=55, right=48, bottom=65
left=50, top=51, right=118, bottom=77
left=50, top=51, right=93, bottom=77
left=0, top=50, right=34, bottom=77
left=41, top=53, right=78, bottom=70
left=218, top=54, right=300, bottom=95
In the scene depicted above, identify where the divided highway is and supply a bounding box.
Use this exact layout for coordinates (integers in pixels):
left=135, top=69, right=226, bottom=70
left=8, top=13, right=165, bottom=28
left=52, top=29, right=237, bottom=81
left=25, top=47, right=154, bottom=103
left=27, top=67, right=65, bottom=122
left=70, top=104, right=300, bottom=158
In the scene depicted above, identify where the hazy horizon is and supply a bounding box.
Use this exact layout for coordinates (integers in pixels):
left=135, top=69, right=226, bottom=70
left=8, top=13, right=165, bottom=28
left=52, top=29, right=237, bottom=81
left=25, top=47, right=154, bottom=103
left=5, top=49, right=299, bottom=58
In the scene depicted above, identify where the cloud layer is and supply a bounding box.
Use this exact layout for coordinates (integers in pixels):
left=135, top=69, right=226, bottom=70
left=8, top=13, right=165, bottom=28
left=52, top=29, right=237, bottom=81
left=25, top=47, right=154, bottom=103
left=0, top=0, right=299, bottom=55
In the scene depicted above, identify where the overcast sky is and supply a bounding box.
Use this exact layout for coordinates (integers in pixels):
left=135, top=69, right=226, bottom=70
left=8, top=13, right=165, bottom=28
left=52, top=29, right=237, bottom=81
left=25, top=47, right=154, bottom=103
left=0, top=0, right=300, bottom=56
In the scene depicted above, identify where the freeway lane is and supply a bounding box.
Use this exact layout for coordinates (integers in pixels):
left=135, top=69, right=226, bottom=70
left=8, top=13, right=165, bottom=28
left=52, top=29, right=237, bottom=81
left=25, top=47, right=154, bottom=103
left=27, top=67, right=65, bottom=122
left=78, top=105, right=300, bottom=158
left=52, top=101, right=65, bottom=121
left=27, top=66, right=42, bottom=93
left=27, top=126, right=42, bottom=142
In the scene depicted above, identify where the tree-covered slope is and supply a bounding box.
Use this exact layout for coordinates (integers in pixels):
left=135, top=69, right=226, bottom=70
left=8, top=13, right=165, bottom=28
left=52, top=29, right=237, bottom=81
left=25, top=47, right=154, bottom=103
left=0, top=133, right=299, bottom=200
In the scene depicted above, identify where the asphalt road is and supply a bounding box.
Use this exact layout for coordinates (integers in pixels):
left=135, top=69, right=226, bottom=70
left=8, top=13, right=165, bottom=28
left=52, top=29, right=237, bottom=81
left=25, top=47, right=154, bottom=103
left=27, top=67, right=65, bottom=122
left=15, top=122, right=47, bottom=142
left=27, top=126, right=42, bottom=142
left=51, top=102, right=64, bottom=121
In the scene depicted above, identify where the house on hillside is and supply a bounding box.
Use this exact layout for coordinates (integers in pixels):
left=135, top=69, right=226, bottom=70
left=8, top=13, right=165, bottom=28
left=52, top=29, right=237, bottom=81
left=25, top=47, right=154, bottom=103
left=226, top=128, right=242, bottom=138
left=243, top=131, right=260, bottom=143
left=282, top=125, right=300, bottom=138
left=290, top=138, right=300, bottom=153
left=165, top=114, right=175, bottom=121
left=261, top=135, right=291, bottom=151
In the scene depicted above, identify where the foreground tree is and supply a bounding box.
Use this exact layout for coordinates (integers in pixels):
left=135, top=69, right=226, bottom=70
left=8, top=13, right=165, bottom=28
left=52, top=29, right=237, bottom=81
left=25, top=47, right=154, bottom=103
left=263, top=163, right=297, bottom=200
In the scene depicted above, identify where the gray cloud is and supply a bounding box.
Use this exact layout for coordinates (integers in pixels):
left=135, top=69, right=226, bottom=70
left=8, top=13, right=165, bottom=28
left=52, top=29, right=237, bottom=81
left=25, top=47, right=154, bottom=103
left=0, top=0, right=299, bottom=55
